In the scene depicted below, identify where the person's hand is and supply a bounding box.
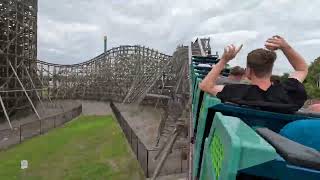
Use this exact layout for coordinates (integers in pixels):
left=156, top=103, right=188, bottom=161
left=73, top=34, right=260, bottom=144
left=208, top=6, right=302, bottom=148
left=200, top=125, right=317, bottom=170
left=265, top=35, right=291, bottom=51
left=220, top=44, right=243, bottom=63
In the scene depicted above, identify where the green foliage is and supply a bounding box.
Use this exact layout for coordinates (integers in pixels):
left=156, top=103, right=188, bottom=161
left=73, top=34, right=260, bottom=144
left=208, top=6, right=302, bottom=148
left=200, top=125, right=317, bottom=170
left=280, top=73, right=289, bottom=82
left=271, top=75, right=281, bottom=84
left=304, top=57, right=320, bottom=98
left=0, top=116, right=144, bottom=180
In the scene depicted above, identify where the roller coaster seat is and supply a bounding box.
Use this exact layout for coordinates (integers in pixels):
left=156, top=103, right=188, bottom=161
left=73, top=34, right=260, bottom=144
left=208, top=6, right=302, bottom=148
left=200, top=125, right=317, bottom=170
left=192, top=55, right=219, bottom=62
left=257, top=128, right=320, bottom=171
left=197, top=114, right=320, bottom=180
left=193, top=94, right=221, bottom=179
left=209, top=103, right=319, bottom=133
left=192, top=78, right=204, bottom=129
left=239, top=128, right=320, bottom=180
left=192, top=65, right=230, bottom=77
left=240, top=155, right=320, bottom=180
left=196, top=102, right=320, bottom=179
left=199, top=113, right=277, bottom=180
left=280, top=120, right=320, bottom=151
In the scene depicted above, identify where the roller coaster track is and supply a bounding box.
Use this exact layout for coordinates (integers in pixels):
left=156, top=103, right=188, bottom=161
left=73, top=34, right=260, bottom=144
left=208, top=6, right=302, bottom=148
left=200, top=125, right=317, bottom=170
left=37, top=43, right=196, bottom=151
left=36, top=45, right=188, bottom=105
left=155, top=38, right=212, bottom=144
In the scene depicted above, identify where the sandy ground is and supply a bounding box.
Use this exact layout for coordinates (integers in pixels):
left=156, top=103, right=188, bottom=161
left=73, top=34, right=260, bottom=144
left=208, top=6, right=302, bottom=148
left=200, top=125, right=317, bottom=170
left=115, top=103, right=163, bottom=149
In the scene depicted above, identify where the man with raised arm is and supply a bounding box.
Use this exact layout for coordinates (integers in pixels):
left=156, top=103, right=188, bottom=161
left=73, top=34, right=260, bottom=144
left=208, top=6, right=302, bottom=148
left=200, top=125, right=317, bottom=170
left=199, top=35, right=309, bottom=113
left=216, top=66, right=246, bottom=85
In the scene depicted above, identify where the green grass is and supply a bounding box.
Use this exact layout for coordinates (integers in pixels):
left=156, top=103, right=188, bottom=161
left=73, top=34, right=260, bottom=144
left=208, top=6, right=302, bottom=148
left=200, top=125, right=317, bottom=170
left=0, top=115, right=145, bottom=180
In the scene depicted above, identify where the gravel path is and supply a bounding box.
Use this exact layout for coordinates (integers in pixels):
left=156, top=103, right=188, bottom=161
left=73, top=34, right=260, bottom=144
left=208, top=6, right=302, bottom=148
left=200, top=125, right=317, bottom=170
left=80, top=100, right=112, bottom=115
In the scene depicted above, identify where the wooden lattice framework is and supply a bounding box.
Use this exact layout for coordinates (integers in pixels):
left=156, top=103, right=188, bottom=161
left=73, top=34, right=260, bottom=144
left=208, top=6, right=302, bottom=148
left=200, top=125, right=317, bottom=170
left=37, top=45, right=187, bottom=104
left=0, top=0, right=192, bottom=140
left=0, top=0, right=39, bottom=126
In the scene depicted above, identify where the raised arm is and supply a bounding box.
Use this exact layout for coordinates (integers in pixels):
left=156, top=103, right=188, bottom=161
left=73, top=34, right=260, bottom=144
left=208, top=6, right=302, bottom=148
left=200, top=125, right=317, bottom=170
left=265, top=36, right=308, bottom=82
left=199, top=44, right=242, bottom=96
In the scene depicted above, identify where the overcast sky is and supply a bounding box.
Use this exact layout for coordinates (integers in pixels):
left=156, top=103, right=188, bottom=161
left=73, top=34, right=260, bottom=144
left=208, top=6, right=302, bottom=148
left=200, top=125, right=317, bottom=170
left=38, top=0, right=320, bottom=74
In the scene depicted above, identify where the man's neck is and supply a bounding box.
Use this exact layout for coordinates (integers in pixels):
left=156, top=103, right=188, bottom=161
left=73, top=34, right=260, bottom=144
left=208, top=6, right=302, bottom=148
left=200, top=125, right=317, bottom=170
left=250, top=77, right=272, bottom=91
left=228, top=75, right=241, bottom=81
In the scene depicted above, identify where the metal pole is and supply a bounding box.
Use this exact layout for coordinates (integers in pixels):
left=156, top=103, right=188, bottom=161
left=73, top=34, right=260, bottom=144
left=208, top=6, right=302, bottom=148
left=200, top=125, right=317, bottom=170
left=104, top=35, right=107, bottom=53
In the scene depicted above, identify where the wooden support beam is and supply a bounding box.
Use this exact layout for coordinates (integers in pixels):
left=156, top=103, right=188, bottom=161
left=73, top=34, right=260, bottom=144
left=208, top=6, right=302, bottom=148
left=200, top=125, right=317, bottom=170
left=23, top=64, right=45, bottom=108
left=146, top=94, right=171, bottom=99
left=8, top=61, right=41, bottom=120
left=0, top=94, right=12, bottom=129
left=197, top=39, right=206, bottom=56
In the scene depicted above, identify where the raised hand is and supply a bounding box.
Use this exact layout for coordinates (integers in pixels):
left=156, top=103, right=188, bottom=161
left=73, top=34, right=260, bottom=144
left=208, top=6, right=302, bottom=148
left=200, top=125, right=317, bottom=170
left=265, top=35, right=290, bottom=51
left=221, top=44, right=243, bottom=62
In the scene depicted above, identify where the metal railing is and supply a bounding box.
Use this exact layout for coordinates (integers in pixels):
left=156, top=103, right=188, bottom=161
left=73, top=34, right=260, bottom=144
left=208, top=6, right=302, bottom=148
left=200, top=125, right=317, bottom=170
left=0, top=104, right=82, bottom=150
left=110, top=102, right=188, bottom=178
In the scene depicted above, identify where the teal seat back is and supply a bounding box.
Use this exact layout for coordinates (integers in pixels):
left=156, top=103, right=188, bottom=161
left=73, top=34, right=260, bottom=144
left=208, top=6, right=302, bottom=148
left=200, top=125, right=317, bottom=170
left=192, top=78, right=204, bottom=129
left=199, top=113, right=278, bottom=180
left=193, top=94, right=221, bottom=179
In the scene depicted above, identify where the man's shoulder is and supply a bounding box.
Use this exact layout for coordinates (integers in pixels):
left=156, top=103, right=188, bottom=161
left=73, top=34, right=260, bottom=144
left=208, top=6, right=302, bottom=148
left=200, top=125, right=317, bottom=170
left=280, top=78, right=304, bottom=86
left=216, top=76, right=230, bottom=85
left=222, top=83, right=253, bottom=92
left=217, top=77, right=248, bottom=85
left=279, top=78, right=306, bottom=91
left=225, top=83, right=252, bottom=88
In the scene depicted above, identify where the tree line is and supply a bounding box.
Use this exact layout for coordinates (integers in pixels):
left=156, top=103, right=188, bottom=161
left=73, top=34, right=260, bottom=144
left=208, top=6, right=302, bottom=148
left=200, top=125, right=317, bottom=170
left=276, top=57, right=320, bottom=99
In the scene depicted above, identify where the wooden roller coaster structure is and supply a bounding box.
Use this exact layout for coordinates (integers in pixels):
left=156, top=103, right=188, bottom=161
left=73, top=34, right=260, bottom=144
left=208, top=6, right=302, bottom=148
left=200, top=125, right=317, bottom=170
left=0, top=0, right=197, bottom=137
left=0, top=0, right=39, bottom=128
left=0, top=1, right=214, bottom=178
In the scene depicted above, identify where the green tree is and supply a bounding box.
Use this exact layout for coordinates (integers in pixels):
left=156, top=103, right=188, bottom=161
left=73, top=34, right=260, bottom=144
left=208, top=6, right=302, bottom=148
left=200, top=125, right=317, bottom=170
left=280, top=73, right=289, bottom=82
left=271, top=75, right=281, bottom=84
left=304, top=57, right=320, bottom=98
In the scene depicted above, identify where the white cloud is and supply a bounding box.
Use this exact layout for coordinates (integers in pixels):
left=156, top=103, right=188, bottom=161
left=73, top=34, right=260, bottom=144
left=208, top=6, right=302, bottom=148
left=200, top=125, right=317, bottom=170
left=46, top=48, right=64, bottom=54
left=197, top=30, right=259, bottom=45
left=38, top=0, right=320, bottom=73
left=295, top=39, right=320, bottom=46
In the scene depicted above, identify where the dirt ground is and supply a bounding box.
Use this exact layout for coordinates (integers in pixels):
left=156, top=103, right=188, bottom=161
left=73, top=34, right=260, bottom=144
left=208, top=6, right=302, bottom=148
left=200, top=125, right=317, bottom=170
left=80, top=100, right=112, bottom=115
left=114, top=103, right=163, bottom=149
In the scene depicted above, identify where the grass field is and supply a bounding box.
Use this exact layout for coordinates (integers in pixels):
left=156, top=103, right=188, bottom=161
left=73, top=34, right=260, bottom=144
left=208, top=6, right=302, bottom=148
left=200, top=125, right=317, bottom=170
left=0, top=115, right=145, bottom=180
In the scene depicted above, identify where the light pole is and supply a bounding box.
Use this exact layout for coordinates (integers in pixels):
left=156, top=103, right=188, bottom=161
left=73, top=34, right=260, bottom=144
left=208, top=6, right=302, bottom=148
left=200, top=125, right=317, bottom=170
left=104, top=35, right=107, bottom=53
